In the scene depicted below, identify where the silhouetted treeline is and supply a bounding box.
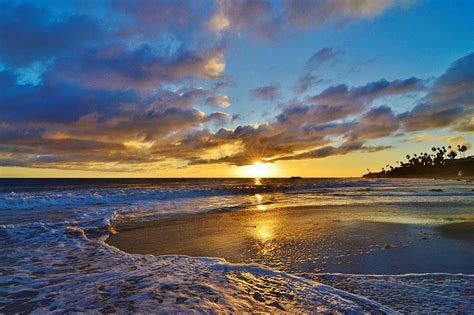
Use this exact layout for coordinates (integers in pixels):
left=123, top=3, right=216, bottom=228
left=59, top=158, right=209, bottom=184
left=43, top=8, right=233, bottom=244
left=363, top=145, right=474, bottom=178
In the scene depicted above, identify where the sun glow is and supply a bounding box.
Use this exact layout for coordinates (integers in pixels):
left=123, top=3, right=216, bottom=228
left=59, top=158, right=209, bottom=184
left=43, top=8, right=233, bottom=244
left=240, top=162, right=275, bottom=178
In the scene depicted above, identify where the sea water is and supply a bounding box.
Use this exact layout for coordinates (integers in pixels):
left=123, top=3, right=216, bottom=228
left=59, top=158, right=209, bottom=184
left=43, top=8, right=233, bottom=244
left=1, top=178, right=473, bottom=312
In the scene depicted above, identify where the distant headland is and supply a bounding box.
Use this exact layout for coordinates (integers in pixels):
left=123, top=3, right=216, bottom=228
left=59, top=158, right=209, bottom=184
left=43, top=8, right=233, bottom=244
left=363, top=144, right=474, bottom=178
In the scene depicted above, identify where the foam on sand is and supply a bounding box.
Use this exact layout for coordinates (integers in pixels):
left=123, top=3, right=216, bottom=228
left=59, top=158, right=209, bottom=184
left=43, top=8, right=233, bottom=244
left=1, top=223, right=392, bottom=313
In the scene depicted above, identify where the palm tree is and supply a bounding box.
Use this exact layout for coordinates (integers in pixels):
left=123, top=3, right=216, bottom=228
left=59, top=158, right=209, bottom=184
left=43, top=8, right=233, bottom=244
left=459, top=145, right=468, bottom=158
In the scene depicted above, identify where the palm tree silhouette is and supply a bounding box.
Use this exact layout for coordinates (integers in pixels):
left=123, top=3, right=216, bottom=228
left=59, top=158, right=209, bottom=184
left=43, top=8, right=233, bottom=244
left=367, top=143, right=471, bottom=177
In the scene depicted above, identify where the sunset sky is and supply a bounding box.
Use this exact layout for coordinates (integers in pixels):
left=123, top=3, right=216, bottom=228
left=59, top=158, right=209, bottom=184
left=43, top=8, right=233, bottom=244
left=0, top=0, right=473, bottom=178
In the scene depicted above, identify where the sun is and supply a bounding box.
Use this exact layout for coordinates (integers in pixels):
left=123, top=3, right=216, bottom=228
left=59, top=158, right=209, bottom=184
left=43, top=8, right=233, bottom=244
left=241, top=161, right=274, bottom=178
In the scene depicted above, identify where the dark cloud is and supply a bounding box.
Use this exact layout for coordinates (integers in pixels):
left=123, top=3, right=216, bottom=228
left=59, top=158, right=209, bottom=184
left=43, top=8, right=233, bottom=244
left=0, top=2, right=103, bottom=67
left=429, top=51, right=474, bottom=106
left=348, top=106, right=400, bottom=140
left=49, top=44, right=226, bottom=91
left=251, top=84, right=281, bottom=101
left=0, top=70, right=138, bottom=124
left=307, top=77, right=426, bottom=107
left=399, top=51, right=474, bottom=132
left=399, top=103, right=465, bottom=132
left=277, top=103, right=364, bottom=125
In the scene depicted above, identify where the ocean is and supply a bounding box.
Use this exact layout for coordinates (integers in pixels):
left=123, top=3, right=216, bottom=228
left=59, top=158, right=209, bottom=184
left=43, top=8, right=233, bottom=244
left=1, top=178, right=473, bottom=312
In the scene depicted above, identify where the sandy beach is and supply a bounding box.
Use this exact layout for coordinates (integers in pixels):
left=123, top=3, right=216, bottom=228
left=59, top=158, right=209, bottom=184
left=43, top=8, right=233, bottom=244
left=107, top=204, right=474, bottom=274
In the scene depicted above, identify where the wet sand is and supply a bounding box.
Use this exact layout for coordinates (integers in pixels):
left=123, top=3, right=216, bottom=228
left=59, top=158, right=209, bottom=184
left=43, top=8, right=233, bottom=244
left=437, top=222, right=474, bottom=242
left=107, top=206, right=474, bottom=274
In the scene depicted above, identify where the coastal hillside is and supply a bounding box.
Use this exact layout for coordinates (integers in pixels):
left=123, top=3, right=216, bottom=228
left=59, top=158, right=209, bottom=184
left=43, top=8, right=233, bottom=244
left=363, top=145, right=474, bottom=178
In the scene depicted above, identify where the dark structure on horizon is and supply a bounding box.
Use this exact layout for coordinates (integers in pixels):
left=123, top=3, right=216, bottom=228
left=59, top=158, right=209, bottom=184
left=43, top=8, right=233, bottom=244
left=364, top=145, right=474, bottom=178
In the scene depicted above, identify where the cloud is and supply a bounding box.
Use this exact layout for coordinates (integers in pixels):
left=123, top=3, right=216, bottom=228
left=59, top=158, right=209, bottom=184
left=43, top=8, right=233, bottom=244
left=0, top=70, right=139, bottom=124
left=112, top=0, right=205, bottom=40
left=308, top=77, right=426, bottom=106
left=398, top=103, right=465, bottom=131
left=182, top=73, right=436, bottom=167
left=285, top=77, right=427, bottom=124
left=282, top=0, right=400, bottom=28
left=268, top=142, right=391, bottom=162
left=185, top=101, right=399, bottom=166
left=1, top=48, right=467, bottom=171
left=293, top=74, right=323, bottom=94
left=50, top=44, right=226, bottom=91
left=0, top=65, right=230, bottom=171
left=206, top=95, right=231, bottom=108
left=399, top=51, right=474, bottom=132
left=208, top=0, right=412, bottom=40
left=405, top=134, right=472, bottom=150
left=307, top=47, right=343, bottom=68
left=428, top=51, right=474, bottom=107
left=348, top=106, right=400, bottom=140
left=277, top=103, right=364, bottom=125
left=208, top=0, right=280, bottom=40
left=0, top=2, right=103, bottom=67
left=251, top=84, right=281, bottom=101
left=0, top=67, right=441, bottom=170
left=0, top=103, right=230, bottom=171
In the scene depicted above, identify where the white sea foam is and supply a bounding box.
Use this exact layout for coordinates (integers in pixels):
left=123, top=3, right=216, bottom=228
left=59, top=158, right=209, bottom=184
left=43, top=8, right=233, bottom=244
left=1, top=223, right=394, bottom=313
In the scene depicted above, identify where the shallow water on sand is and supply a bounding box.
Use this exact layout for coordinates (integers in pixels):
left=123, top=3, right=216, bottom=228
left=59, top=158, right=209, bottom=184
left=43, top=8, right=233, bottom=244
left=107, top=206, right=474, bottom=274
left=1, top=178, right=473, bottom=313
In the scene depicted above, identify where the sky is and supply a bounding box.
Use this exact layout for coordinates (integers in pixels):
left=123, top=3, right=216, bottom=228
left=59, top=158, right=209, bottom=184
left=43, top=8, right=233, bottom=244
left=0, top=0, right=473, bottom=178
